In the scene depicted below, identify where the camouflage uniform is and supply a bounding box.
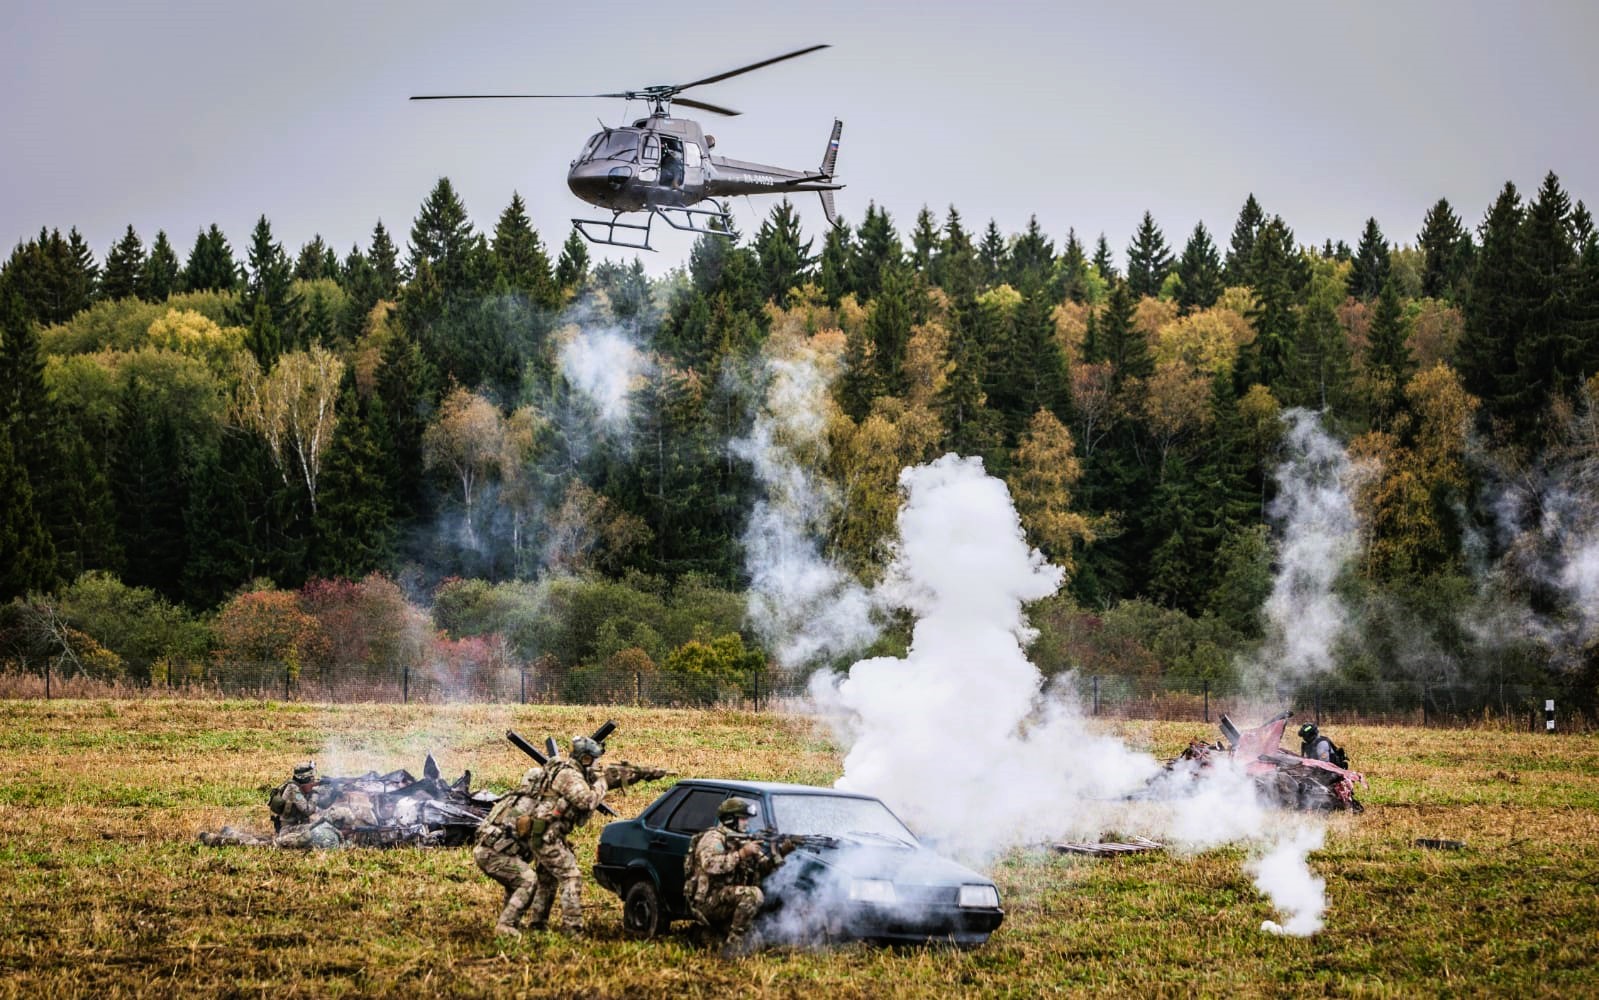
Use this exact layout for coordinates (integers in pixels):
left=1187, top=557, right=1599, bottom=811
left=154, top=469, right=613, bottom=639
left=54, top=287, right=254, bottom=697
left=523, top=758, right=607, bottom=933
left=685, top=824, right=778, bottom=954
left=473, top=768, right=544, bottom=937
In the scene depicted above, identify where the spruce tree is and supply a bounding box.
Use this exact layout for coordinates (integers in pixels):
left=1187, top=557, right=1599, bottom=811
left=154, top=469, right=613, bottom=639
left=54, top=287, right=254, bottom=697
left=909, top=206, right=940, bottom=276
left=1240, top=217, right=1299, bottom=390
left=66, top=228, right=99, bottom=310
left=1458, top=182, right=1524, bottom=416
left=555, top=228, right=589, bottom=293
left=311, top=377, right=396, bottom=577
left=295, top=235, right=335, bottom=280
left=850, top=202, right=901, bottom=300
left=1008, top=215, right=1055, bottom=291
left=1224, top=194, right=1265, bottom=286
left=102, top=225, right=146, bottom=301
left=492, top=192, right=556, bottom=304
left=1092, top=234, right=1117, bottom=281
left=1095, top=280, right=1150, bottom=389
left=1059, top=228, right=1091, bottom=304
left=1364, top=276, right=1414, bottom=428
left=409, top=177, right=478, bottom=293
left=1506, top=172, right=1589, bottom=433
left=1417, top=198, right=1473, bottom=300
left=0, top=426, right=53, bottom=602
left=817, top=217, right=853, bottom=305
left=866, top=264, right=915, bottom=397
left=1347, top=217, right=1392, bottom=300
left=1125, top=211, right=1173, bottom=298
left=753, top=198, right=814, bottom=304
left=0, top=284, right=57, bottom=597
left=935, top=206, right=981, bottom=305
left=140, top=231, right=181, bottom=302
left=368, top=220, right=402, bottom=298
left=237, top=215, right=299, bottom=361
left=111, top=378, right=188, bottom=600
left=978, top=220, right=1007, bottom=289
left=1175, top=221, right=1223, bottom=313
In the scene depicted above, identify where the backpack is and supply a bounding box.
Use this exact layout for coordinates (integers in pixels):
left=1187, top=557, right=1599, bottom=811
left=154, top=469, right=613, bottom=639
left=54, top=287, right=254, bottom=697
left=1329, top=743, right=1350, bottom=770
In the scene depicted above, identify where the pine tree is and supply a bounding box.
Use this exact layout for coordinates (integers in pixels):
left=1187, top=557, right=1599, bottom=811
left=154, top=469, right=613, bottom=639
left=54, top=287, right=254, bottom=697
left=66, top=228, right=99, bottom=310
left=102, top=225, right=146, bottom=301
left=295, top=235, right=335, bottom=280
left=867, top=264, right=915, bottom=396
left=555, top=227, right=589, bottom=293
left=1092, top=234, right=1117, bottom=281
left=1003, top=285, right=1071, bottom=433
left=1174, top=222, right=1223, bottom=313
left=1347, top=217, right=1391, bottom=300
left=140, top=231, right=181, bottom=302
left=409, top=177, right=478, bottom=293
left=937, top=304, right=999, bottom=455
left=1125, top=211, right=1173, bottom=298
left=182, top=224, right=239, bottom=293
left=375, top=328, right=435, bottom=522
left=1224, top=194, right=1265, bottom=286
left=978, top=220, right=1007, bottom=289
left=1095, top=280, right=1150, bottom=389
left=368, top=220, right=402, bottom=298
left=1505, top=171, right=1590, bottom=433
left=1287, top=278, right=1353, bottom=412
left=753, top=198, right=814, bottom=304
left=1417, top=198, right=1473, bottom=300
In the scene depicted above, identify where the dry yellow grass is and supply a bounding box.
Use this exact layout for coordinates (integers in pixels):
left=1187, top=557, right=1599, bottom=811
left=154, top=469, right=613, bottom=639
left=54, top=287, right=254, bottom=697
left=0, top=700, right=1595, bottom=998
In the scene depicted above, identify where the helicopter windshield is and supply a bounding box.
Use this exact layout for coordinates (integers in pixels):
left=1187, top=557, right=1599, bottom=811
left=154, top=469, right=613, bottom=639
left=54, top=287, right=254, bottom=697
left=583, top=130, right=640, bottom=163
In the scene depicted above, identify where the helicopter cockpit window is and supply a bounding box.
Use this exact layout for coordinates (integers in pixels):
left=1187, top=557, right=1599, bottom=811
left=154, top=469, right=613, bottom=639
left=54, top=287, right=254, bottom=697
left=642, top=136, right=660, bottom=163
left=579, top=134, right=603, bottom=161
left=591, top=131, right=640, bottom=162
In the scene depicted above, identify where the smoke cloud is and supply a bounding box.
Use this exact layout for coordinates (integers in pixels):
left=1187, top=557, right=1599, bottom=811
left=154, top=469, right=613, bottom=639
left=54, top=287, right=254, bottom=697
left=733, top=340, right=878, bottom=670
left=557, top=324, right=651, bottom=435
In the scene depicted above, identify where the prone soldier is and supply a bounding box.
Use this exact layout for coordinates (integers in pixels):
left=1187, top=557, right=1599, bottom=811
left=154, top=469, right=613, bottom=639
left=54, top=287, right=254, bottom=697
left=684, top=796, right=794, bottom=958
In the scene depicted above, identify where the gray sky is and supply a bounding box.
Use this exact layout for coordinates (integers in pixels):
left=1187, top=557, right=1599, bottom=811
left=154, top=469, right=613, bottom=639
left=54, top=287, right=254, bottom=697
left=5, top=1, right=1597, bottom=276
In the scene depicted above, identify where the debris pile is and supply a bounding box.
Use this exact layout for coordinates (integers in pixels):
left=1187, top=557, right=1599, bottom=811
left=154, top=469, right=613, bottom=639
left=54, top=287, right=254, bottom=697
left=1151, top=712, right=1366, bottom=813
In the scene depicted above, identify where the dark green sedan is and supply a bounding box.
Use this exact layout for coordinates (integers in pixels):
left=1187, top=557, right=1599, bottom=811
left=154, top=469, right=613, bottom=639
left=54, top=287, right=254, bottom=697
left=592, top=779, right=1005, bottom=946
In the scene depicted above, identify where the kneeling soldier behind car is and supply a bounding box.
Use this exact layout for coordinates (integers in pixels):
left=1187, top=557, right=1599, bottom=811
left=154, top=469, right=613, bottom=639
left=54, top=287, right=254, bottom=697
left=684, top=796, right=795, bottom=958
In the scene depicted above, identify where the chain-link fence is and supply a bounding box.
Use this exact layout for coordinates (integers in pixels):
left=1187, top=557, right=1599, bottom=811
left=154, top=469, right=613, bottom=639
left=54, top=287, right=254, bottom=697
left=1, top=662, right=1590, bottom=731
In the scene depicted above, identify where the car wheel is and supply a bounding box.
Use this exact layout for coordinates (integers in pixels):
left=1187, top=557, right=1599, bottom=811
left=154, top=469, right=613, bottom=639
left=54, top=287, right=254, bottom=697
left=622, top=879, right=664, bottom=940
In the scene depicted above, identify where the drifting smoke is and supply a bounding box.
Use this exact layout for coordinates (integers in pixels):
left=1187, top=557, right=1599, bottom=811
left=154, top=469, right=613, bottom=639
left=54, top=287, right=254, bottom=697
left=733, top=343, right=878, bottom=670
left=1252, top=825, right=1328, bottom=936
left=1246, top=408, right=1367, bottom=692
left=802, top=452, right=1332, bottom=934
left=557, top=325, right=652, bottom=435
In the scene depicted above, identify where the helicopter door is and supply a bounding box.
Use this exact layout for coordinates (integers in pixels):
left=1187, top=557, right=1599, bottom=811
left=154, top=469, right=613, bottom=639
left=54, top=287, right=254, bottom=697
left=659, top=136, right=685, bottom=189
left=682, top=139, right=703, bottom=188
left=641, top=135, right=661, bottom=182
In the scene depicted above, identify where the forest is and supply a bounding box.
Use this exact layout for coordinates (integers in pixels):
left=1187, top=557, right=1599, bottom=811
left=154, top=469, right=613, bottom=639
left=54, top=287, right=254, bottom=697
left=2, top=174, right=1597, bottom=709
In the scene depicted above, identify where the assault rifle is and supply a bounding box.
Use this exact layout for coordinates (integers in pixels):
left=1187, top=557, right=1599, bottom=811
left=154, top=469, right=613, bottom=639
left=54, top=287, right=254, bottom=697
left=505, top=723, right=619, bottom=817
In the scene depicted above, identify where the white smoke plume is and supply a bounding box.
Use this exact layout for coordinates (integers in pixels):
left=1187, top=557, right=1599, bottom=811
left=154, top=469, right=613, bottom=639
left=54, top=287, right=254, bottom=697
left=806, top=453, right=1331, bottom=933
left=557, top=325, right=651, bottom=434
left=1252, top=825, right=1328, bottom=936
left=733, top=342, right=878, bottom=670
left=1246, top=408, right=1368, bottom=691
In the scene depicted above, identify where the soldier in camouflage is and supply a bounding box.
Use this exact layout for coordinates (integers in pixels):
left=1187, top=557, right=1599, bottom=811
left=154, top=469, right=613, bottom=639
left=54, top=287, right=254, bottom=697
left=684, top=796, right=785, bottom=958
left=473, top=766, right=546, bottom=938
left=201, top=761, right=332, bottom=848
left=270, top=761, right=319, bottom=830
left=523, top=736, right=608, bottom=935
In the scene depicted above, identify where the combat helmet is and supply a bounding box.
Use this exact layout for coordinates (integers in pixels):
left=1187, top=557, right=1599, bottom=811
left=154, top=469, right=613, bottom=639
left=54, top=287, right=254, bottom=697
left=1298, top=723, right=1319, bottom=742
left=571, top=735, right=604, bottom=762
left=293, top=761, right=316, bottom=782
left=718, top=796, right=757, bottom=826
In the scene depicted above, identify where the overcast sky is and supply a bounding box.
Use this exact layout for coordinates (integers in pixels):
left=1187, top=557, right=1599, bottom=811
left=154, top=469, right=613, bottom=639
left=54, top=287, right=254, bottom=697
left=5, top=1, right=1597, bottom=275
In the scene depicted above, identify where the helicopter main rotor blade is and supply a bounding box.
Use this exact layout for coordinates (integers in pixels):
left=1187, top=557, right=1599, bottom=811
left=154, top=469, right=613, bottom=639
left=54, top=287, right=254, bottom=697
left=672, top=44, right=829, bottom=92
left=409, top=93, right=630, bottom=101
left=672, top=96, right=741, bottom=117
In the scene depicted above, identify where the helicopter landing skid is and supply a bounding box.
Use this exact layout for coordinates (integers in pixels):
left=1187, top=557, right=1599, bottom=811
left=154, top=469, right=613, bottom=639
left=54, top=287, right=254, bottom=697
left=573, top=205, right=733, bottom=251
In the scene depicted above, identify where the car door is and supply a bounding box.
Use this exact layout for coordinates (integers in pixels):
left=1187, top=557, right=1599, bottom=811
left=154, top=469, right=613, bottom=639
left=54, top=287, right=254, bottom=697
left=650, top=785, right=733, bottom=913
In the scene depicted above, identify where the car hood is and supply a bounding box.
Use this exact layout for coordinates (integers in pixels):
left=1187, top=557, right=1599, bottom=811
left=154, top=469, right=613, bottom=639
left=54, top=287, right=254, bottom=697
left=797, top=837, right=992, bottom=886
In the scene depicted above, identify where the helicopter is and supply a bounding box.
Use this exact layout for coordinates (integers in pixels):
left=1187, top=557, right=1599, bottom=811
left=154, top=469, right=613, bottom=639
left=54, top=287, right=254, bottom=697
left=412, top=44, right=844, bottom=251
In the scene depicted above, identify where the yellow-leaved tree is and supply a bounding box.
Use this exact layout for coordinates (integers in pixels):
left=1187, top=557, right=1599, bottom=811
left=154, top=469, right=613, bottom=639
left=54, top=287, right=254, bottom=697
left=1006, top=409, right=1096, bottom=577
left=232, top=344, right=344, bottom=514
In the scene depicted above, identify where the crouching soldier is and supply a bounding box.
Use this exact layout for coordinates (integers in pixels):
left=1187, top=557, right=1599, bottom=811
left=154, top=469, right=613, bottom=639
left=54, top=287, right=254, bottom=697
left=523, top=736, right=608, bottom=936
left=684, top=796, right=785, bottom=958
left=1298, top=723, right=1350, bottom=769
left=473, top=767, right=545, bottom=938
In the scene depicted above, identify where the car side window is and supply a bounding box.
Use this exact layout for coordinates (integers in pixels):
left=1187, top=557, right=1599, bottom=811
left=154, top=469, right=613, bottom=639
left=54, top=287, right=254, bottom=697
left=663, top=788, right=728, bottom=833
left=641, top=786, right=688, bottom=829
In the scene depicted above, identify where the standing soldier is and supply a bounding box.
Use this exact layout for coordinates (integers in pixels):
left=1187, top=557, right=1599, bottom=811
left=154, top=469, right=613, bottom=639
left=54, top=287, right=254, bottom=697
left=684, top=796, right=788, bottom=957
left=523, top=736, right=608, bottom=936
left=473, top=766, right=545, bottom=938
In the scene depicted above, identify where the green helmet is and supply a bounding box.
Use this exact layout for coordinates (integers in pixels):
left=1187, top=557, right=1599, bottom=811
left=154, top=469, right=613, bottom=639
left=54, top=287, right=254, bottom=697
left=1298, top=723, right=1319, bottom=742
left=571, top=736, right=604, bottom=762
left=718, top=796, right=757, bottom=825
left=293, top=761, right=316, bottom=782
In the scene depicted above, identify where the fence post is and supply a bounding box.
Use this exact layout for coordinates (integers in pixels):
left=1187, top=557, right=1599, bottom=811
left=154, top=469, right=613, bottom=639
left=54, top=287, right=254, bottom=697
left=1203, top=680, right=1209, bottom=722
left=634, top=669, right=642, bottom=707
left=1314, top=689, right=1321, bottom=726
left=754, top=669, right=762, bottom=711
left=45, top=660, right=51, bottom=700
left=520, top=668, right=527, bottom=705
left=1092, top=675, right=1100, bottom=716
left=1421, top=683, right=1428, bottom=727
left=285, top=664, right=291, bottom=702
left=1545, top=698, right=1556, bottom=733
left=403, top=664, right=409, bottom=704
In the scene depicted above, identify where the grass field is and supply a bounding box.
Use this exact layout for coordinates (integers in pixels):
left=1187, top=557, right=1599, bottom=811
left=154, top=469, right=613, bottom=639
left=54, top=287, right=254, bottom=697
left=0, top=699, right=1595, bottom=998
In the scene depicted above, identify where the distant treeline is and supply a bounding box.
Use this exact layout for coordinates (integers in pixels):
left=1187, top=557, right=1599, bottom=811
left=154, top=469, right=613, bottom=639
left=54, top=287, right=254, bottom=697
left=2, top=175, right=1597, bottom=711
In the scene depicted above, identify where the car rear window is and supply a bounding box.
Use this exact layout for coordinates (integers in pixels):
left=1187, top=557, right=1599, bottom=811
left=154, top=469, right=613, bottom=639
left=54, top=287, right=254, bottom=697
left=663, top=788, right=730, bottom=833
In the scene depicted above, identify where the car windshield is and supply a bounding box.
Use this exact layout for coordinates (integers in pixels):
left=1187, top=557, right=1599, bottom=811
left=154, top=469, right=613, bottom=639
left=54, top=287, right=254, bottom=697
left=767, top=794, right=917, bottom=845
